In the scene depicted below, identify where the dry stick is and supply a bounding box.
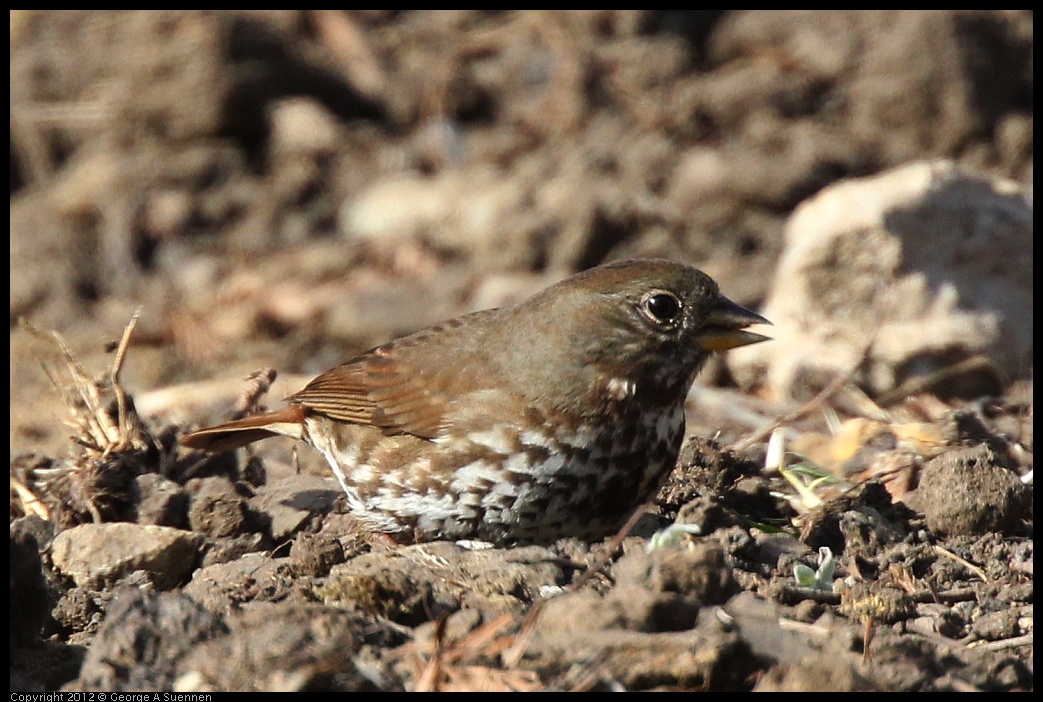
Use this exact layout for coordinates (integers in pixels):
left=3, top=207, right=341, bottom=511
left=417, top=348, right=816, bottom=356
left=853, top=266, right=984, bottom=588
left=411, top=614, right=525, bottom=690
left=10, top=476, right=50, bottom=520
left=235, top=368, right=278, bottom=417
left=451, top=613, right=517, bottom=662
left=875, top=355, right=996, bottom=407
left=971, top=634, right=1033, bottom=651
left=414, top=615, right=448, bottom=692
left=731, top=334, right=878, bottom=454
left=933, top=545, right=990, bottom=584
left=731, top=369, right=854, bottom=454
left=110, top=307, right=141, bottom=451
left=571, top=502, right=650, bottom=593
left=862, top=618, right=875, bottom=663
left=20, top=312, right=144, bottom=523
left=21, top=318, right=106, bottom=447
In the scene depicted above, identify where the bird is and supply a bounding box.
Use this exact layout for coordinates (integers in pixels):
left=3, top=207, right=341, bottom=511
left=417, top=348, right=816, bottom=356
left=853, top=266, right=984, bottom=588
left=181, top=259, right=770, bottom=546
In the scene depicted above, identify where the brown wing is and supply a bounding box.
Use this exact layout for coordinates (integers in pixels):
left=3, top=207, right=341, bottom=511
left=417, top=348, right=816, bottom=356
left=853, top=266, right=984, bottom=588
left=288, top=312, right=498, bottom=439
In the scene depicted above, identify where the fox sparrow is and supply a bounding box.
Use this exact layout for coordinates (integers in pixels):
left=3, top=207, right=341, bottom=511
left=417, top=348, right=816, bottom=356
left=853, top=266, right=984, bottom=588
left=181, top=259, right=770, bottom=545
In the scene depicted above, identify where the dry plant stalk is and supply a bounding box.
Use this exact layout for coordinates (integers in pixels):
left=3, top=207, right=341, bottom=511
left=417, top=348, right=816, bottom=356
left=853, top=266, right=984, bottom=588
left=411, top=613, right=542, bottom=692
left=13, top=309, right=166, bottom=525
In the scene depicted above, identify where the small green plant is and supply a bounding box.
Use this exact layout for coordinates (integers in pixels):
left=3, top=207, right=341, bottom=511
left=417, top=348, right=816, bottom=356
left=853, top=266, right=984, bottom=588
left=645, top=523, right=703, bottom=552
left=765, top=428, right=850, bottom=511
left=793, top=546, right=837, bottom=591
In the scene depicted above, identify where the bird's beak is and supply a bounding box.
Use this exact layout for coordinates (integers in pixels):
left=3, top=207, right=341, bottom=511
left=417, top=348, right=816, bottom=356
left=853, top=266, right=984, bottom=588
left=697, top=296, right=772, bottom=352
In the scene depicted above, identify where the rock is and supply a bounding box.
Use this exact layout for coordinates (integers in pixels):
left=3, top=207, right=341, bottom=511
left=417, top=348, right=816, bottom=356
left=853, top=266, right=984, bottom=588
left=338, top=167, right=540, bottom=269
left=184, top=552, right=295, bottom=615
left=248, top=474, right=342, bottom=542
left=51, top=523, right=203, bottom=589
left=322, top=542, right=567, bottom=624
left=175, top=602, right=364, bottom=692
left=10, top=522, right=49, bottom=645
left=131, top=473, right=189, bottom=528
left=72, top=588, right=226, bottom=692
left=288, top=532, right=346, bottom=577
left=905, top=445, right=1030, bottom=537
left=614, top=541, right=737, bottom=605
left=730, top=161, right=1032, bottom=399
left=269, top=98, right=341, bottom=157
left=186, top=476, right=248, bottom=538
left=539, top=584, right=701, bottom=634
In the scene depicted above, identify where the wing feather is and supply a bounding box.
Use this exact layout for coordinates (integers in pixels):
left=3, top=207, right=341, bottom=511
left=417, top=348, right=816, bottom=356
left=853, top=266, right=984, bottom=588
left=288, top=311, right=500, bottom=438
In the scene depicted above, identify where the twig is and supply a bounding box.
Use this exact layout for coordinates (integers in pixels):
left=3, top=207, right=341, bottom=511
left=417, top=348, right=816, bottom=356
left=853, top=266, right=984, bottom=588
left=413, top=614, right=447, bottom=692
left=110, top=306, right=141, bottom=451
left=933, top=545, right=989, bottom=583
left=875, top=355, right=996, bottom=407
left=968, top=634, right=1033, bottom=651
left=10, top=475, right=50, bottom=520
left=235, top=368, right=278, bottom=417
left=732, top=335, right=877, bottom=453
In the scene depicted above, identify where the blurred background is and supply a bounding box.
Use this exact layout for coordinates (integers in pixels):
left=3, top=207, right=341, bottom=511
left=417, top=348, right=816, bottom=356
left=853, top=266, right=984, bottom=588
left=10, top=10, right=1033, bottom=455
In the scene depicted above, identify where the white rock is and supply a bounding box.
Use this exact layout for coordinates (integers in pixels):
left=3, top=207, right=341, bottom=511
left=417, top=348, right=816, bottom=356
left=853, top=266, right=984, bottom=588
left=339, top=167, right=527, bottom=256
left=730, top=160, right=1032, bottom=399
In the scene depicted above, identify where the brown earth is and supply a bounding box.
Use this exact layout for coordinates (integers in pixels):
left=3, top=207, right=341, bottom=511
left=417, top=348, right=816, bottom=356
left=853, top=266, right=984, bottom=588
left=10, top=11, right=1032, bottom=691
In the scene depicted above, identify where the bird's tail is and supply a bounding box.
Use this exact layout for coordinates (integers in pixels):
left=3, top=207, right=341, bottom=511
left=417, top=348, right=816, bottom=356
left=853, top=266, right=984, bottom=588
left=180, top=406, right=307, bottom=452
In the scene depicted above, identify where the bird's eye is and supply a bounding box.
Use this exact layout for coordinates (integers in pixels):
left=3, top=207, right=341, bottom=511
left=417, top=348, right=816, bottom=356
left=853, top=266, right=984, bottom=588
left=642, top=292, right=682, bottom=325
